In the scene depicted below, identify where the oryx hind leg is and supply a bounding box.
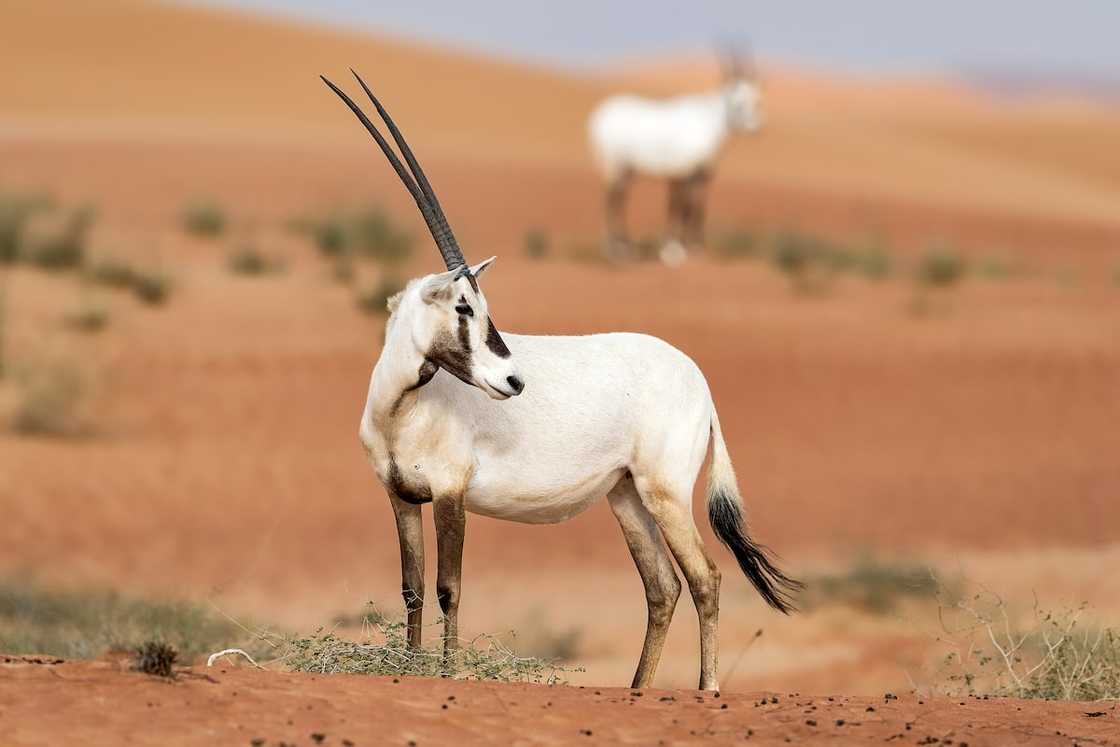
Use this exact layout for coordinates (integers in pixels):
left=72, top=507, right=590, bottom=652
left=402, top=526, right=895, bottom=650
left=608, top=477, right=682, bottom=688
left=632, top=470, right=722, bottom=691
left=389, top=494, right=425, bottom=650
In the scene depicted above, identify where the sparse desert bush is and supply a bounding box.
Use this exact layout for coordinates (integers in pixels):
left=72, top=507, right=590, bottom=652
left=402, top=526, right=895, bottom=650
left=0, top=191, right=52, bottom=264
left=312, top=215, right=349, bottom=258
left=0, top=579, right=255, bottom=661
left=87, top=257, right=172, bottom=306
left=915, top=245, right=967, bottom=289
left=133, top=641, right=178, bottom=678
left=803, top=556, right=941, bottom=615
left=770, top=230, right=834, bottom=292
left=87, top=256, right=138, bottom=288
left=523, top=228, right=550, bottom=260
left=63, top=299, right=110, bottom=334
left=182, top=198, right=227, bottom=238
left=854, top=244, right=892, bottom=280
left=305, top=207, right=413, bottom=266
left=715, top=229, right=762, bottom=260
left=933, top=588, right=1120, bottom=701
left=910, top=245, right=968, bottom=315
left=227, top=243, right=283, bottom=275
left=283, top=616, right=575, bottom=683
left=357, top=276, right=405, bottom=316
left=131, top=269, right=172, bottom=306
left=22, top=205, right=95, bottom=271
left=350, top=207, right=413, bottom=265
left=9, top=358, right=88, bottom=437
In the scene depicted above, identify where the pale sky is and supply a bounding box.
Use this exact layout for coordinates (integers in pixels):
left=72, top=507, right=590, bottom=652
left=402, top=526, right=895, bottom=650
left=194, top=0, right=1119, bottom=82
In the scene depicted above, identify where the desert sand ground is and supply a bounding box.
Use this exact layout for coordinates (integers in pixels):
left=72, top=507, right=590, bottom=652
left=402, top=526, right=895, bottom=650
left=2, top=1, right=1119, bottom=742
left=3, top=655, right=1118, bottom=746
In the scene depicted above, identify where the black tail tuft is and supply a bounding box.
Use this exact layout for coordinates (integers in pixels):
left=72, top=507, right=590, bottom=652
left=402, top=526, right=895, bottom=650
left=708, top=490, right=803, bottom=614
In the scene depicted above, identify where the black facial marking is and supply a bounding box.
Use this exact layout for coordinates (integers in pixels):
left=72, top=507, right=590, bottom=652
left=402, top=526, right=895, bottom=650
left=427, top=323, right=473, bottom=385
left=485, top=318, right=511, bottom=358
left=457, top=315, right=471, bottom=353
left=387, top=459, right=432, bottom=505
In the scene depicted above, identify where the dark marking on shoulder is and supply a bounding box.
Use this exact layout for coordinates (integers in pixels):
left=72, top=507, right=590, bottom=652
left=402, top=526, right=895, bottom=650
left=390, top=360, right=439, bottom=416
left=387, top=459, right=432, bottom=506
left=485, top=318, right=511, bottom=358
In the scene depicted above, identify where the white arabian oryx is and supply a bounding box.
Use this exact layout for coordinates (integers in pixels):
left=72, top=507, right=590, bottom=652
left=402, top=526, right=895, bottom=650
left=589, top=54, right=763, bottom=264
left=322, top=71, right=800, bottom=691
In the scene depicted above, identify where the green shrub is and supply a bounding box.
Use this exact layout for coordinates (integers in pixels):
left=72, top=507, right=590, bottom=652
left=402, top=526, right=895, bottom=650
left=87, top=257, right=138, bottom=288
left=715, top=229, right=761, bottom=260
left=524, top=229, right=550, bottom=260
left=9, top=359, right=87, bottom=437
left=0, top=578, right=259, bottom=662
left=804, top=557, right=940, bottom=615
left=182, top=198, right=227, bottom=238
left=351, top=208, right=413, bottom=264
left=313, top=216, right=348, bottom=258
left=770, top=230, right=833, bottom=292
left=63, top=300, right=110, bottom=334
left=0, top=192, right=52, bottom=264
left=23, top=206, right=95, bottom=271
left=855, top=246, right=892, bottom=280
left=916, top=245, right=967, bottom=288
left=131, top=270, right=171, bottom=306
left=227, top=244, right=281, bottom=275
left=357, top=276, right=405, bottom=316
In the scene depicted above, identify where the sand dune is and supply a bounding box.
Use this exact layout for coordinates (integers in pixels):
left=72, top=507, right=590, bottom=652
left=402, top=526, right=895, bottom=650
left=5, top=0, right=1120, bottom=234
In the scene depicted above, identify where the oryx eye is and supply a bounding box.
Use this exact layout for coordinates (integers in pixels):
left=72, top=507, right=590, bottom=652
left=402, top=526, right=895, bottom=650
left=455, top=303, right=473, bottom=317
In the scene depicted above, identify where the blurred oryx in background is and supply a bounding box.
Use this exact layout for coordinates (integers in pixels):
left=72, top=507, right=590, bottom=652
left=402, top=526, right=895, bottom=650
left=589, top=50, right=762, bottom=265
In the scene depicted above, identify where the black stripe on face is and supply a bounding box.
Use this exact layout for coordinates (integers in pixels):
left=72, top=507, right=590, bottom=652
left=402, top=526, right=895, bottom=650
left=485, top=318, right=511, bottom=358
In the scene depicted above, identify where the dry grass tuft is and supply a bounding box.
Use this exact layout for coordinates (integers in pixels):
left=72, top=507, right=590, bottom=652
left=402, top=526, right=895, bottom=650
left=279, top=612, right=577, bottom=684
left=134, top=641, right=178, bottom=678
left=932, top=584, right=1120, bottom=701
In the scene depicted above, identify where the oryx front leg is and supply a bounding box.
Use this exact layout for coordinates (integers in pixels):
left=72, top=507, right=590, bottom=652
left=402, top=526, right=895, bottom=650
left=433, top=495, right=466, bottom=666
left=604, top=170, right=633, bottom=259
left=389, top=494, right=425, bottom=650
left=635, top=478, right=722, bottom=691
left=608, top=480, right=681, bottom=689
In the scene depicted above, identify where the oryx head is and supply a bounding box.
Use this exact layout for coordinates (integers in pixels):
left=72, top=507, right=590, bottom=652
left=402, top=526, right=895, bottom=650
left=322, top=71, right=524, bottom=400
left=720, top=47, right=763, bottom=133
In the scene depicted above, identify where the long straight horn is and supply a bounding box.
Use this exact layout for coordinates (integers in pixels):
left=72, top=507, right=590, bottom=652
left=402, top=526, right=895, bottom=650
left=320, top=73, right=467, bottom=271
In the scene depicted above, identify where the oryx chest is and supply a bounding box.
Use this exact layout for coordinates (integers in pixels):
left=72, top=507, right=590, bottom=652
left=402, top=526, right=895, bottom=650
left=364, top=405, right=471, bottom=506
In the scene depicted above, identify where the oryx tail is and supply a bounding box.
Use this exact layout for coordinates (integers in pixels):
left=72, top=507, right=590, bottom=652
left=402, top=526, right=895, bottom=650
left=706, top=410, right=803, bottom=613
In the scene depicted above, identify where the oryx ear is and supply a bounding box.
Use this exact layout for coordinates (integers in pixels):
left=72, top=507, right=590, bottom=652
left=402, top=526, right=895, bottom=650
left=468, top=256, right=497, bottom=279
left=420, top=269, right=458, bottom=304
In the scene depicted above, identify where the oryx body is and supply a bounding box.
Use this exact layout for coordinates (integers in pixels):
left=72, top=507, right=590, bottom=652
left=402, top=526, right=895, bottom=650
left=324, top=71, right=799, bottom=691
left=588, top=57, right=763, bottom=262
